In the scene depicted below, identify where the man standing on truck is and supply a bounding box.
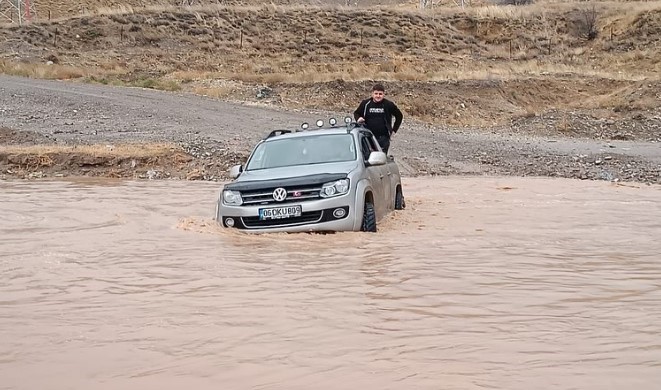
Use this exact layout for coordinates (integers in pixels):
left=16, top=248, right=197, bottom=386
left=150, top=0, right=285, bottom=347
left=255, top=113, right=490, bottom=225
left=354, top=83, right=403, bottom=155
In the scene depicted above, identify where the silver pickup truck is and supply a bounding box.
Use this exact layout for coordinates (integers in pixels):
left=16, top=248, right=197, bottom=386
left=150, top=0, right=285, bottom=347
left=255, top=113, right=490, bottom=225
left=215, top=117, right=405, bottom=233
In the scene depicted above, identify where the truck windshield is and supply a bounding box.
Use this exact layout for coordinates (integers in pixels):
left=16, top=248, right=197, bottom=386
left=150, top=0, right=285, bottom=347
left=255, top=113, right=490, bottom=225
left=246, top=134, right=356, bottom=170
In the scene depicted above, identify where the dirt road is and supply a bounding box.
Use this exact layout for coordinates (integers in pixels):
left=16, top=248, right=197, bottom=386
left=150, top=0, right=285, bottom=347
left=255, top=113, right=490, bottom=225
left=1, top=75, right=659, bottom=183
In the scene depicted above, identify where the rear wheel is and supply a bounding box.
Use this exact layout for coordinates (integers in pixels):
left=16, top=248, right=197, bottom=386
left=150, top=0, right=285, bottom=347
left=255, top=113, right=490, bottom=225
left=361, top=201, right=377, bottom=232
left=395, top=187, right=405, bottom=210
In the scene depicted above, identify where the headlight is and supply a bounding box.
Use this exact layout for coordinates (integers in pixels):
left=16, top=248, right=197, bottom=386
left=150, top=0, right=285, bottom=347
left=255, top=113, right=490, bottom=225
left=222, top=190, right=243, bottom=205
left=320, top=179, right=350, bottom=198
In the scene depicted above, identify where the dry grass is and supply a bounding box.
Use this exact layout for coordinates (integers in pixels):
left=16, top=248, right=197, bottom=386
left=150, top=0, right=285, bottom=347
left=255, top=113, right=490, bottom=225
left=191, top=85, right=237, bottom=98
left=175, top=58, right=652, bottom=85
left=0, top=143, right=180, bottom=157
left=461, top=1, right=661, bottom=19
left=0, top=60, right=89, bottom=79
left=92, top=5, right=137, bottom=16
left=13, top=0, right=661, bottom=25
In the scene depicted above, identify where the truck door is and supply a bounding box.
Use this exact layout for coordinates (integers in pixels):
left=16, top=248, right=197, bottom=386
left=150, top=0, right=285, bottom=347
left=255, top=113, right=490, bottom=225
left=371, top=134, right=394, bottom=211
left=382, top=155, right=395, bottom=212
left=359, top=132, right=387, bottom=219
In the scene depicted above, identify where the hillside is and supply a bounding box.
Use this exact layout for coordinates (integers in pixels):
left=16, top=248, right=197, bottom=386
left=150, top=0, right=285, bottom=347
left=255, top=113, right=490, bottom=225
left=1, top=1, right=660, bottom=140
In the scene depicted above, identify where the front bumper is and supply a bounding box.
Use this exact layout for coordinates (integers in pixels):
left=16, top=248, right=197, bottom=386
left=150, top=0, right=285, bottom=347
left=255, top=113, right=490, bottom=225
left=217, top=196, right=358, bottom=233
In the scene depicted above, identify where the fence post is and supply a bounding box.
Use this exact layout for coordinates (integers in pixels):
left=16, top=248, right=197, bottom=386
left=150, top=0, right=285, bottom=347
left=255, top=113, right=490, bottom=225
left=509, top=39, right=512, bottom=59
left=54, top=28, right=58, bottom=46
left=240, top=30, right=243, bottom=49
left=360, top=29, right=363, bottom=46
left=120, top=26, right=124, bottom=42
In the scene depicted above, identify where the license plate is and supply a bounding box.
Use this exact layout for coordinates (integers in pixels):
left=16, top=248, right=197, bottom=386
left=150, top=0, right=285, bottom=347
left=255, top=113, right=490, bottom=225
left=259, top=205, right=302, bottom=220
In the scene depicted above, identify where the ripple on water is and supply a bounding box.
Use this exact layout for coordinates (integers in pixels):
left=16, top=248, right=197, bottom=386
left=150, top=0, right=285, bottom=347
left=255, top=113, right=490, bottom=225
left=1, top=177, right=660, bottom=390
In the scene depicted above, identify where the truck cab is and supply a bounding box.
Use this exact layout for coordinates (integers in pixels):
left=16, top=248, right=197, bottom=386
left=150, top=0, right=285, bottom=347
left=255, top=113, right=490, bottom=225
left=215, top=117, right=405, bottom=233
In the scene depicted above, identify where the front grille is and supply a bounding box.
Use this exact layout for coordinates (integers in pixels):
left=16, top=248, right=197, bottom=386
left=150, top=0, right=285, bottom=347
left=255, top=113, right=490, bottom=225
left=241, top=185, right=322, bottom=206
left=242, top=211, right=323, bottom=228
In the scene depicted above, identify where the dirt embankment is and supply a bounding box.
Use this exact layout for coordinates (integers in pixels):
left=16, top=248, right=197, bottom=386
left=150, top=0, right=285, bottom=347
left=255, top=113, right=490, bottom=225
left=0, top=126, right=248, bottom=180
left=1, top=3, right=659, bottom=183
left=1, top=76, right=659, bottom=184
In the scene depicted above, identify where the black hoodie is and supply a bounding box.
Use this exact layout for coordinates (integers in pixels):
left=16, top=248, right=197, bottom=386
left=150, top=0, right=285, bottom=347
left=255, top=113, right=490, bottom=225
left=353, top=98, right=403, bottom=138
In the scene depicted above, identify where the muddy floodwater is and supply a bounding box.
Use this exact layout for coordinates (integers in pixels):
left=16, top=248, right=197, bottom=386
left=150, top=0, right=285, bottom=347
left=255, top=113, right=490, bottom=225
left=1, top=176, right=660, bottom=390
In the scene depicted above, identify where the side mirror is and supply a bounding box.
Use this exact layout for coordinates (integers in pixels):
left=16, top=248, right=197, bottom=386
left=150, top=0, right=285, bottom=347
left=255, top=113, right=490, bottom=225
left=366, top=151, right=387, bottom=166
left=229, top=164, right=243, bottom=179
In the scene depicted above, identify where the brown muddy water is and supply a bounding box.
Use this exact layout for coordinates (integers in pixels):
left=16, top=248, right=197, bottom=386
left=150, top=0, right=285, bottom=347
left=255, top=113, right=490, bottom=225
left=1, top=176, right=661, bottom=390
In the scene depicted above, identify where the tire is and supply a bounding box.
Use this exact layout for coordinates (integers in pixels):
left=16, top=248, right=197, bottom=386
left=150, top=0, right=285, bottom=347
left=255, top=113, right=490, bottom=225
left=361, top=201, right=377, bottom=232
left=395, top=187, right=405, bottom=210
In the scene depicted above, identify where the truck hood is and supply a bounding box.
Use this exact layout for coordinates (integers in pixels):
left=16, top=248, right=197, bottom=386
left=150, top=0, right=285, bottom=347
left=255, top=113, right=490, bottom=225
left=239, top=161, right=358, bottom=182
left=225, top=161, right=359, bottom=191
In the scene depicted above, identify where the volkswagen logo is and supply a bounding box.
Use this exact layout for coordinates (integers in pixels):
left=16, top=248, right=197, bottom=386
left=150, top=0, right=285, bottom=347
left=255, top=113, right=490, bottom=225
left=272, top=187, right=287, bottom=202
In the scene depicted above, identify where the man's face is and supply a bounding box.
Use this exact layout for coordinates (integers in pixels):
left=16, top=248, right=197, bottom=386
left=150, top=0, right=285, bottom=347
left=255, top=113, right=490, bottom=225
left=371, top=90, right=385, bottom=102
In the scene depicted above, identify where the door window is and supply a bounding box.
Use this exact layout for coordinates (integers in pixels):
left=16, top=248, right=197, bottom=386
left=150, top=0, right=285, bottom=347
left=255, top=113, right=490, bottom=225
left=360, top=132, right=379, bottom=160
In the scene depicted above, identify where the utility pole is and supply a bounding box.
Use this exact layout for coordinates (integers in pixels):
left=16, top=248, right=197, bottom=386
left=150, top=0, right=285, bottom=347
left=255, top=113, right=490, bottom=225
left=1, top=0, right=37, bottom=25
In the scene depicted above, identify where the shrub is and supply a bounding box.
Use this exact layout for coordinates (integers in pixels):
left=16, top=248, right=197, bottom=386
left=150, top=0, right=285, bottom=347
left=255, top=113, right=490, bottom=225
left=491, top=0, right=535, bottom=5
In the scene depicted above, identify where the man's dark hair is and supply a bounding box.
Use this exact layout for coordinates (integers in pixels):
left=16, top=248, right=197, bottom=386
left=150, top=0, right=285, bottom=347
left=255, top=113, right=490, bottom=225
left=372, top=83, right=385, bottom=92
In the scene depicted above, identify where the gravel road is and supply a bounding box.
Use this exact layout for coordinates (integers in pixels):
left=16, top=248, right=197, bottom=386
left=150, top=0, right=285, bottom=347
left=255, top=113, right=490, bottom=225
left=1, top=75, right=659, bottom=183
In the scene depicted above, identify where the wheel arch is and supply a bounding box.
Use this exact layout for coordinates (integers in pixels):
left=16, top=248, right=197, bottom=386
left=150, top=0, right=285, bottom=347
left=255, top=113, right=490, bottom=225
left=353, top=179, right=374, bottom=231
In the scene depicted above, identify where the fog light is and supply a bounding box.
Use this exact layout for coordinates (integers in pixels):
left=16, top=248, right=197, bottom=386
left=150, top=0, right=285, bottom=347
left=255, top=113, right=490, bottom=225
left=225, top=217, right=235, bottom=227
left=332, top=208, right=346, bottom=219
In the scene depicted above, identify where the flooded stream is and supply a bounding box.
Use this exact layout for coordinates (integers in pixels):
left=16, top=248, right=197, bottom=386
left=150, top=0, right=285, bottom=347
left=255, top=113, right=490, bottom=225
left=1, top=176, right=660, bottom=390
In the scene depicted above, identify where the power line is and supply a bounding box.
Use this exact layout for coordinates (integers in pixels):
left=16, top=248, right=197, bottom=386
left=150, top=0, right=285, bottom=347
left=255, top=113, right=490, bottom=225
left=0, top=0, right=37, bottom=25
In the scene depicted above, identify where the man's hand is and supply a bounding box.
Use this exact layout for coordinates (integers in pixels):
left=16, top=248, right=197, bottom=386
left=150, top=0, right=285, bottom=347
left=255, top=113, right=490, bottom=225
left=357, top=117, right=365, bottom=124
